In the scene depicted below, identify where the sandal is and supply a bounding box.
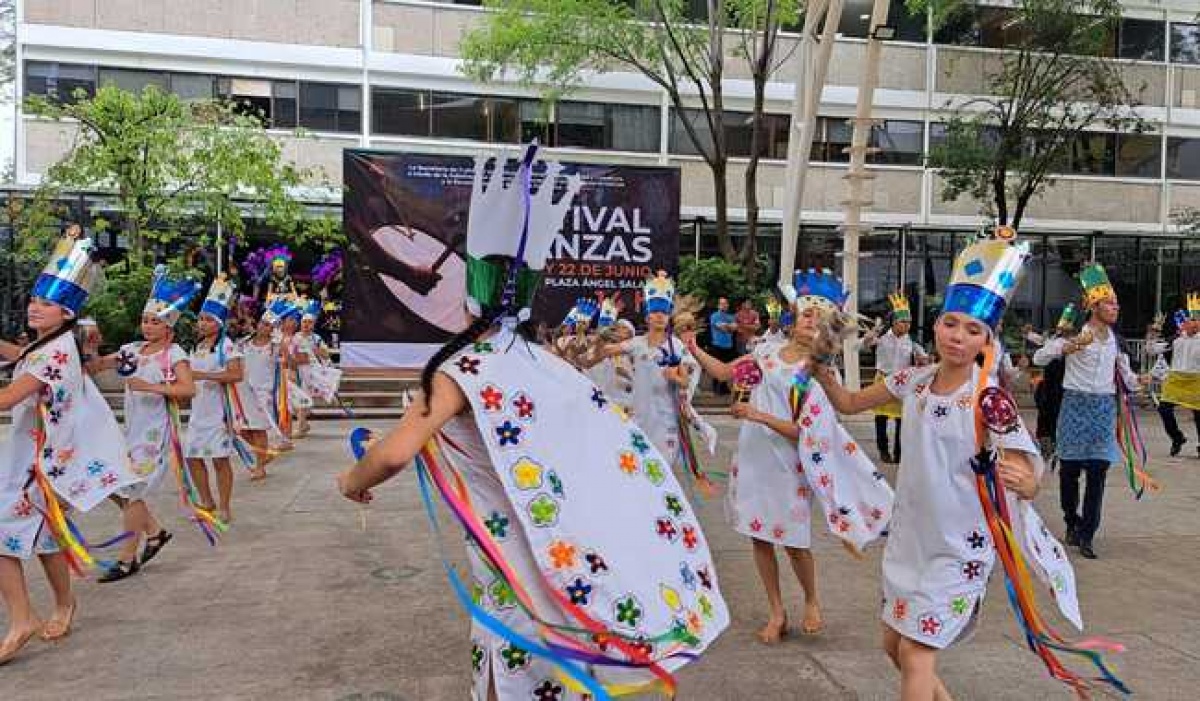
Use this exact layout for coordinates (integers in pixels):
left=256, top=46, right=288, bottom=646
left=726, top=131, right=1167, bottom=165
left=0, top=624, right=42, bottom=665
left=41, top=600, right=77, bottom=642
left=97, top=559, right=140, bottom=584
left=140, top=530, right=173, bottom=565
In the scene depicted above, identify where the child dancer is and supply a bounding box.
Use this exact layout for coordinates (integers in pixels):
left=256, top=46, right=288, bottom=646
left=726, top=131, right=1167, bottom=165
left=242, top=313, right=289, bottom=454
left=90, top=266, right=199, bottom=582
left=339, top=146, right=728, bottom=699
left=185, top=277, right=260, bottom=523
left=688, top=270, right=894, bottom=643
left=275, top=303, right=313, bottom=439
left=294, top=298, right=342, bottom=413
left=0, top=227, right=140, bottom=662
left=816, top=228, right=1124, bottom=700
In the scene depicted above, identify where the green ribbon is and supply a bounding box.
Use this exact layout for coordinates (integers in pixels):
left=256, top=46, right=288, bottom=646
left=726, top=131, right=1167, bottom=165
left=466, top=256, right=541, bottom=313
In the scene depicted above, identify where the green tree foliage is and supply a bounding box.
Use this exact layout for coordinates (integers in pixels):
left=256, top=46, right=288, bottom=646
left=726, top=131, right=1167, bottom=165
left=910, top=0, right=1146, bottom=228
left=677, top=253, right=773, bottom=306
left=461, top=0, right=800, bottom=278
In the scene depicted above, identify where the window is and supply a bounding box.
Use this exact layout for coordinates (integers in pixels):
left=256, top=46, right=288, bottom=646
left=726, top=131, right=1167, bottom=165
left=219, top=78, right=277, bottom=125
left=819, top=116, right=854, bottom=162
left=491, top=97, right=551, bottom=144
left=169, top=73, right=216, bottom=101
left=1114, top=133, right=1160, bottom=178
left=870, top=120, right=925, bottom=165
left=25, top=62, right=96, bottom=103
left=371, top=87, right=430, bottom=136
left=1171, top=23, right=1200, bottom=65
left=557, top=102, right=659, bottom=152
left=98, top=68, right=168, bottom=94
left=838, top=0, right=926, bottom=42
left=430, top=92, right=488, bottom=141
left=1119, top=18, right=1165, bottom=62
left=273, top=82, right=298, bottom=129
left=1064, top=132, right=1115, bottom=176
left=298, top=83, right=360, bottom=132
left=1167, top=137, right=1200, bottom=180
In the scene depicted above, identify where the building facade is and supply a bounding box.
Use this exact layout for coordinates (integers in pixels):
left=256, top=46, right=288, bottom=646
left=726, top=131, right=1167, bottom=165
left=14, top=0, right=1200, bottom=336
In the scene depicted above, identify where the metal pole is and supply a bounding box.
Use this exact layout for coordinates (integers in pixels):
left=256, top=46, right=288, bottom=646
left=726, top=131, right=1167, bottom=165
left=216, top=219, right=223, bottom=277
left=839, top=0, right=891, bottom=392
left=778, top=0, right=843, bottom=291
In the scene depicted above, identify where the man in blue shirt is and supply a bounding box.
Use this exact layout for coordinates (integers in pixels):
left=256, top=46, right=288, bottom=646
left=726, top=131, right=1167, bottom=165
left=708, top=297, right=737, bottom=395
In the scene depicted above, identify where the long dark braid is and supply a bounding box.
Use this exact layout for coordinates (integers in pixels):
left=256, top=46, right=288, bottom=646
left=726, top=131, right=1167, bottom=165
left=419, top=306, right=502, bottom=416
left=3, top=318, right=80, bottom=371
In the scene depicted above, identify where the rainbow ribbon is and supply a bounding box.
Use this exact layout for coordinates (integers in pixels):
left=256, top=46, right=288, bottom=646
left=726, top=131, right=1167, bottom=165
left=971, top=347, right=1128, bottom=698
left=788, top=365, right=814, bottom=422
left=1114, top=371, right=1157, bottom=499
left=273, top=356, right=292, bottom=437
left=221, top=383, right=260, bottom=472
left=164, top=397, right=227, bottom=545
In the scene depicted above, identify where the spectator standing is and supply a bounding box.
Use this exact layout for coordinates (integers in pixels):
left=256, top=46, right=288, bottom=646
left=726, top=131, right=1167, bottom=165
left=735, top=300, right=761, bottom=354
left=708, top=297, right=737, bottom=395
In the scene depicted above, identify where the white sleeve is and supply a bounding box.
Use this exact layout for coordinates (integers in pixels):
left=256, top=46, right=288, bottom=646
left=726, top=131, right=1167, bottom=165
left=1032, top=337, right=1065, bottom=366
left=1117, top=354, right=1140, bottom=391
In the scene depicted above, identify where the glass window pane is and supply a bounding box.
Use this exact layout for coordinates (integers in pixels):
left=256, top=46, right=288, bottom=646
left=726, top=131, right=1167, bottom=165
left=1119, top=18, right=1164, bottom=61
left=30, top=63, right=97, bottom=103
left=823, top=117, right=853, bottom=162
left=891, top=0, right=927, bottom=43
left=1171, top=23, right=1200, bottom=65
left=670, top=109, right=714, bottom=156
left=273, top=81, right=298, bottom=128
left=337, top=86, right=361, bottom=133
left=607, top=103, right=659, bottom=152
left=871, top=119, right=924, bottom=165
left=1167, top=137, right=1200, bottom=179
left=370, top=88, right=430, bottom=136
left=1114, top=133, right=1160, bottom=178
left=1064, top=132, right=1115, bottom=175
left=170, top=73, right=215, bottom=100
left=430, top=92, right=487, bottom=141
left=98, top=68, right=168, bottom=94
left=933, top=4, right=980, bottom=46
left=557, top=102, right=659, bottom=152
left=300, top=83, right=339, bottom=132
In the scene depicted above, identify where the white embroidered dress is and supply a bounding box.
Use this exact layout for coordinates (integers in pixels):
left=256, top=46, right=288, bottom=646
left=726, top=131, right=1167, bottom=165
left=624, top=335, right=714, bottom=470
left=439, top=330, right=730, bottom=699
left=240, top=337, right=285, bottom=445
left=118, top=341, right=188, bottom=500
left=293, top=331, right=342, bottom=403
left=184, top=338, right=239, bottom=459
left=880, top=365, right=1081, bottom=648
left=727, top=344, right=895, bottom=551
left=0, top=334, right=139, bottom=559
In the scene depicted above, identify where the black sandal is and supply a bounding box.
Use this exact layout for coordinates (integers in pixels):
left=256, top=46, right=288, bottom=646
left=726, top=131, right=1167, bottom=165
left=97, top=559, right=140, bottom=584
left=140, top=530, right=173, bottom=565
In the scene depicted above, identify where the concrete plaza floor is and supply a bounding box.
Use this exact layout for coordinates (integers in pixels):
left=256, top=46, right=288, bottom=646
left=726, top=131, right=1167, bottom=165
left=2, top=411, right=1200, bottom=700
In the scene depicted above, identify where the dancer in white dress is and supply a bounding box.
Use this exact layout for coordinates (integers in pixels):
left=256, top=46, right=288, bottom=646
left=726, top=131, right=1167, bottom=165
left=584, top=300, right=635, bottom=411
left=0, top=227, right=141, bottom=663
left=89, top=266, right=199, bottom=582
left=241, top=316, right=290, bottom=454
left=273, top=302, right=312, bottom=439
left=185, top=277, right=255, bottom=523
left=339, top=145, right=728, bottom=700
left=618, top=272, right=715, bottom=475
left=817, top=227, right=1124, bottom=700
left=294, top=298, right=342, bottom=409
left=688, top=274, right=895, bottom=643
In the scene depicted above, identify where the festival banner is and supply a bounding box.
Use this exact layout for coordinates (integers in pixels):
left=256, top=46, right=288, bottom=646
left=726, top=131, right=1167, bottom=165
left=341, top=150, right=680, bottom=369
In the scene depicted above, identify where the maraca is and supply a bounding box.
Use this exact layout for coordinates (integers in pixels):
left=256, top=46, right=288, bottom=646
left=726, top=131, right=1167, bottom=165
left=730, top=358, right=763, bottom=404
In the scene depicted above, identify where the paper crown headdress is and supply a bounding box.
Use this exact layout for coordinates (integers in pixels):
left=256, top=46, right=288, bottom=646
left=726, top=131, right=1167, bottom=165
left=597, top=297, right=620, bottom=328
left=782, top=268, right=850, bottom=313
left=1055, top=302, right=1077, bottom=331
left=31, top=226, right=103, bottom=315
left=1079, top=263, right=1116, bottom=307
left=199, top=275, right=237, bottom=323
left=301, top=297, right=322, bottom=321
left=643, top=270, right=676, bottom=316
left=144, top=265, right=201, bottom=326
left=567, top=297, right=598, bottom=328
left=1186, top=292, right=1200, bottom=321
left=943, top=225, right=1030, bottom=329
left=262, top=295, right=302, bottom=326
left=888, top=292, right=912, bottom=322
left=465, top=144, right=583, bottom=321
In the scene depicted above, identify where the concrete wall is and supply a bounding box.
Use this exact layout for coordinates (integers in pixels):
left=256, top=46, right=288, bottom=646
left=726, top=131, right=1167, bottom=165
left=1170, top=183, right=1200, bottom=214
left=930, top=173, right=1161, bottom=224
left=26, top=0, right=361, bottom=48
left=23, top=120, right=77, bottom=176
left=1176, top=66, right=1200, bottom=110
left=372, top=2, right=485, bottom=57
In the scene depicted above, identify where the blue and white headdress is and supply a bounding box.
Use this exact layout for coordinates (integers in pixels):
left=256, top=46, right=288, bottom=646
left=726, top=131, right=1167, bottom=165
left=31, top=226, right=103, bottom=316
left=199, top=275, right=236, bottom=324
left=944, top=225, right=1029, bottom=329
left=780, top=268, right=850, bottom=314
left=643, top=271, right=676, bottom=316
left=262, top=295, right=303, bottom=326
left=145, top=265, right=202, bottom=327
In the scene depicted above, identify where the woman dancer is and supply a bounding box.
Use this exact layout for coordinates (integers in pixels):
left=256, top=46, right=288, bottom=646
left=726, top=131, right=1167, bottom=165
left=688, top=270, right=894, bottom=643
left=276, top=303, right=312, bottom=439
left=293, top=298, right=342, bottom=416
left=89, top=267, right=199, bottom=582
left=816, top=228, right=1123, bottom=700
left=185, top=277, right=259, bottom=523
left=339, top=146, right=728, bottom=699
left=0, top=227, right=140, bottom=662
left=242, top=314, right=290, bottom=455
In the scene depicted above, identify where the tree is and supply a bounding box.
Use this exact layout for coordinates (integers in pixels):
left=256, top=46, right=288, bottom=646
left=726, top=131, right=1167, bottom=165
left=677, top=254, right=772, bottom=307
left=913, top=0, right=1147, bottom=228
left=26, top=84, right=342, bottom=264
left=461, top=0, right=799, bottom=281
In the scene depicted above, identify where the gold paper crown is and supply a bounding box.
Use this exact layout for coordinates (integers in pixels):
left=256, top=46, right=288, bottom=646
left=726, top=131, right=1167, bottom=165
left=1187, top=292, right=1200, bottom=320
left=888, top=293, right=910, bottom=313
left=1080, top=263, right=1116, bottom=306
left=765, top=297, right=783, bottom=321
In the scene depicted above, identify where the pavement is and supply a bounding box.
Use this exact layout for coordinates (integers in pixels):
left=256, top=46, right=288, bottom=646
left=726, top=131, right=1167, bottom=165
left=2, top=409, right=1200, bottom=700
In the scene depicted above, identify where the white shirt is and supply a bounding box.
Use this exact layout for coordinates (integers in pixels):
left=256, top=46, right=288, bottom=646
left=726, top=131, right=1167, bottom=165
left=992, top=336, right=1019, bottom=385
left=1169, top=334, right=1200, bottom=372
left=868, top=330, right=927, bottom=374
left=1033, top=326, right=1138, bottom=394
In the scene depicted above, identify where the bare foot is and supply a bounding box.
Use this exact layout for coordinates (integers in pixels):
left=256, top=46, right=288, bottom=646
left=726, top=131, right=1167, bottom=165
left=757, top=614, right=788, bottom=644
left=42, top=599, right=77, bottom=642
left=801, top=602, right=824, bottom=636
left=249, top=468, right=267, bottom=482
left=218, top=509, right=233, bottom=525
left=0, top=620, right=43, bottom=664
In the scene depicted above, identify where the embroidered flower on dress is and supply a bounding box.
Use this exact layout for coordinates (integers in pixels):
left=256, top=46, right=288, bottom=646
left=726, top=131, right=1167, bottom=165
left=892, top=598, right=908, bottom=621
left=618, top=451, right=639, bottom=475
left=644, top=459, right=666, bottom=486
left=591, top=387, right=608, bottom=409
left=966, top=530, right=987, bottom=550
left=12, top=499, right=33, bottom=518
left=547, top=540, right=578, bottom=569
left=489, top=580, right=518, bottom=609
left=41, top=366, right=63, bottom=383
left=919, top=614, right=943, bottom=637
left=499, top=643, right=530, bottom=672
left=4, top=536, right=21, bottom=553
left=615, top=596, right=644, bottom=627
left=664, top=494, right=684, bottom=518
left=697, top=566, right=713, bottom=590
left=479, top=385, right=504, bottom=411
left=749, top=518, right=763, bottom=533
left=454, top=356, right=480, bottom=375
left=630, top=431, right=650, bottom=454
left=494, top=421, right=522, bottom=447
left=527, top=494, right=559, bottom=527
left=533, top=679, right=564, bottom=701
left=585, top=551, right=609, bottom=575
left=681, top=525, right=699, bottom=550
left=484, top=511, right=509, bottom=539
left=565, top=578, right=593, bottom=606
left=680, top=562, right=697, bottom=590
left=512, top=393, right=535, bottom=419
left=656, top=517, right=679, bottom=541
left=962, top=560, right=985, bottom=581
left=951, top=596, right=971, bottom=616
left=511, top=457, right=544, bottom=490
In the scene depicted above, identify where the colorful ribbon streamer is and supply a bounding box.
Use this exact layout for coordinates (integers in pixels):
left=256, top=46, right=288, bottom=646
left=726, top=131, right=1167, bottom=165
left=971, top=346, right=1128, bottom=698
left=1114, top=370, right=1157, bottom=499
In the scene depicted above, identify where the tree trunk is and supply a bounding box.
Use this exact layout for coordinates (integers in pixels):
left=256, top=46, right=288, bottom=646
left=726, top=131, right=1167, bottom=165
left=711, top=159, right=735, bottom=261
